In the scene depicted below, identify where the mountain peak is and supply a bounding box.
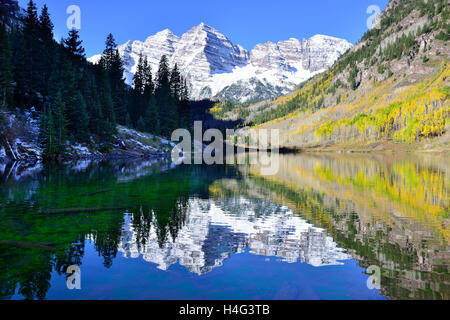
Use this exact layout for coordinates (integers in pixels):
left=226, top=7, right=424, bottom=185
left=188, top=22, right=223, bottom=37
left=89, top=24, right=352, bottom=102
left=158, top=28, right=175, bottom=36
left=148, top=28, right=177, bottom=40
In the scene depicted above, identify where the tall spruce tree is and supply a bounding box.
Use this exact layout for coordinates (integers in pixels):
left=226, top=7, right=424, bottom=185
left=143, top=56, right=154, bottom=98
left=169, top=64, right=181, bottom=100
left=21, top=0, right=40, bottom=106
left=144, top=97, right=159, bottom=135
left=53, top=91, right=67, bottom=155
left=63, top=28, right=85, bottom=59
left=0, top=24, right=13, bottom=107
left=129, top=52, right=145, bottom=125
left=99, top=34, right=127, bottom=124
left=178, top=78, right=191, bottom=129
left=98, top=69, right=117, bottom=139
left=39, top=107, right=57, bottom=157
left=155, top=55, right=177, bottom=136
left=38, top=5, right=54, bottom=106
left=133, top=52, right=145, bottom=94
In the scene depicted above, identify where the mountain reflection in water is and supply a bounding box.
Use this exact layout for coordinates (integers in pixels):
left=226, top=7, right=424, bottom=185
left=0, top=153, right=448, bottom=300
left=118, top=197, right=350, bottom=274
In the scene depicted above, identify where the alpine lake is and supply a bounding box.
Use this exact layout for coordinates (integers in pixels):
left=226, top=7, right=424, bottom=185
left=0, top=152, right=448, bottom=300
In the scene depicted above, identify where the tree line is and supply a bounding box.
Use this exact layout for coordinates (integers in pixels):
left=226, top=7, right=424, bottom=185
left=0, top=0, right=190, bottom=159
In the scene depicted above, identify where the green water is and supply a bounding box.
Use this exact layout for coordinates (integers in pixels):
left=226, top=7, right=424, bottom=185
left=0, top=154, right=448, bottom=300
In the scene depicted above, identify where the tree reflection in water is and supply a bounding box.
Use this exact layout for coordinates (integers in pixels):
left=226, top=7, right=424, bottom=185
left=0, top=154, right=448, bottom=300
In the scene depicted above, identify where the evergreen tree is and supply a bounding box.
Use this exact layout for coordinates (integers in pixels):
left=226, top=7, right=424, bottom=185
left=129, top=52, right=145, bottom=124
left=88, top=82, right=104, bottom=137
left=38, top=4, right=55, bottom=102
left=11, top=26, right=27, bottom=108
left=38, top=5, right=53, bottom=41
left=143, top=56, right=153, bottom=99
left=70, top=92, right=90, bottom=141
left=133, top=52, right=145, bottom=94
left=178, top=78, right=191, bottom=129
left=63, top=28, right=85, bottom=59
left=99, top=34, right=117, bottom=71
left=22, top=0, right=40, bottom=106
left=169, top=64, right=182, bottom=100
left=0, top=24, right=13, bottom=107
left=155, top=55, right=177, bottom=136
left=98, top=70, right=116, bottom=139
left=53, top=91, right=67, bottom=155
left=144, top=97, right=160, bottom=135
left=156, top=55, right=170, bottom=89
left=99, top=34, right=127, bottom=124
left=39, top=107, right=57, bottom=157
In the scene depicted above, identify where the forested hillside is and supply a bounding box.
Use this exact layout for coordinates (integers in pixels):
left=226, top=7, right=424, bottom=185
left=0, top=0, right=190, bottom=161
left=229, top=0, right=449, bottom=151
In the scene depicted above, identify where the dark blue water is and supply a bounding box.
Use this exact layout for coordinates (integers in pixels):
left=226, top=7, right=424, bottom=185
left=32, top=240, right=382, bottom=300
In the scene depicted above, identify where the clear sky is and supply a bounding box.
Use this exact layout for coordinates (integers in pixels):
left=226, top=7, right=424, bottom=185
left=18, top=0, right=389, bottom=57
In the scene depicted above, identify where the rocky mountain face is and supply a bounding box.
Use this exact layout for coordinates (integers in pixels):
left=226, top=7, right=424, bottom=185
left=89, top=23, right=352, bottom=103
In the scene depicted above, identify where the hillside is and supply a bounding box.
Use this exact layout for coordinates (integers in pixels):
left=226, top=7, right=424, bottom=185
left=228, top=0, right=449, bottom=151
left=0, top=109, right=175, bottom=163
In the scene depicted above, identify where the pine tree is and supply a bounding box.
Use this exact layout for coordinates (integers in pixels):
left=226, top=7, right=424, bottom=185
left=22, top=0, right=40, bottom=106
left=99, top=34, right=127, bottom=124
left=133, top=52, right=145, bottom=94
left=38, top=5, right=53, bottom=41
left=99, top=33, right=117, bottom=71
left=63, top=28, right=85, bottom=59
left=144, top=97, right=160, bottom=135
left=88, top=82, right=104, bottom=137
left=39, top=107, right=57, bottom=157
left=11, top=26, right=27, bottom=108
left=156, top=55, right=170, bottom=89
left=169, top=64, right=181, bottom=100
left=38, top=4, right=55, bottom=102
left=0, top=24, right=13, bottom=107
left=129, top=52, right=146, bottom=123
left=155, top=55, right=177, bottom=136
left=71, top=92, right=90, bottom=141
left=53, top=91, right=67, bottom=155
left=98, top=70, right=116, bottom=139
left=178, top=78, right=191, bottom=129
left=143, top=56, right=153, bottom=99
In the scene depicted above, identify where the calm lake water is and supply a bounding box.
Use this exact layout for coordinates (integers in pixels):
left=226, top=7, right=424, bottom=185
left=0, top=153, right=448, bottom=300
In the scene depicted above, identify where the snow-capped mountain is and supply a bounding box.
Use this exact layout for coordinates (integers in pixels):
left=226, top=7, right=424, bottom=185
left=89, top=23, right=352, bottom=103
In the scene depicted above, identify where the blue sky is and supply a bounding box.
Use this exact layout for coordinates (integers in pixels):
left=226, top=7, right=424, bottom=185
left=18, top=0, right=389, bottom=57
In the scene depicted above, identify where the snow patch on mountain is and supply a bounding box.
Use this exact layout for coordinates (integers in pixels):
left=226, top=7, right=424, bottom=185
left=88, top=24, right=352, bottom=102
